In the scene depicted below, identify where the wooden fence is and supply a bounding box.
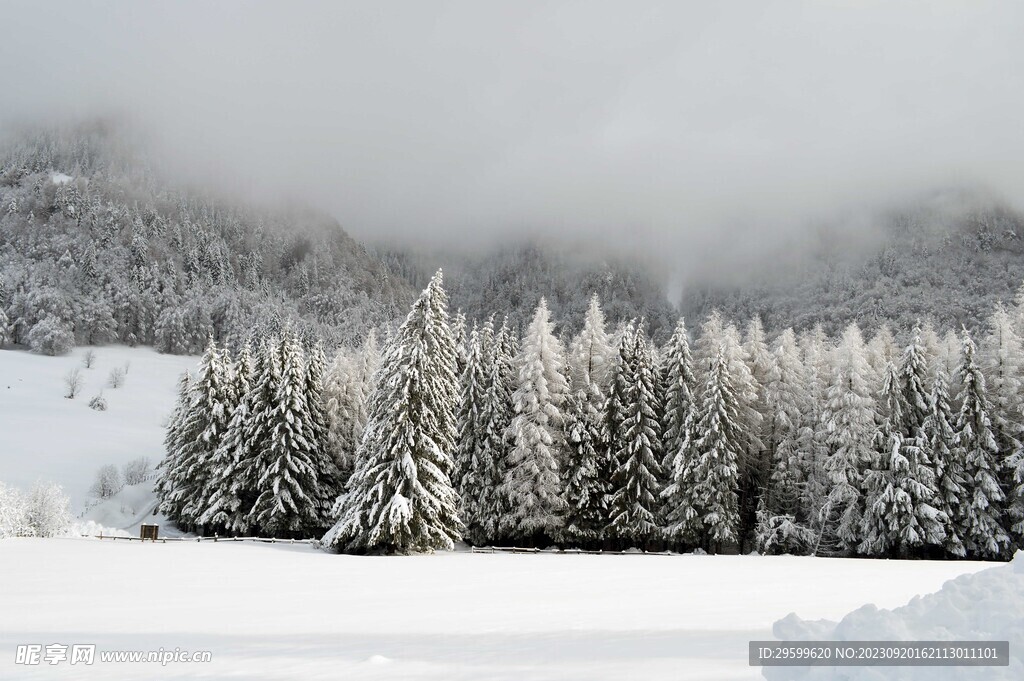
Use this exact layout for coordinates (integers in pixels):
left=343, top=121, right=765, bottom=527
left=471, top=546, right=677, bottom=556
left=94, top=534, right=320, bottom=545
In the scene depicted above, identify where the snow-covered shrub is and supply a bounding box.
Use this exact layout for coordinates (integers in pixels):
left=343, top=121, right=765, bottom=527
left=23, top=482, right=71, bottom=537
left=108, top=366, right=126, bottom=388
left=64, top=368, right=84, bottom=399
left=0, top=482, right=29, bottom=538
left=88, top=393, right=107, bottom=411
left=122, top=457, right=151, bottom=485
left=27, top=315, right=75, bottom=356
left=82, top=349, right=96, bottom=368
left=89, top=464, right=122, bottom=499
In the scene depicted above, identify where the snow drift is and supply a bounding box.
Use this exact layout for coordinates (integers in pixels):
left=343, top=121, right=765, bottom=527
left=767, top=551, right=1024, bottom=680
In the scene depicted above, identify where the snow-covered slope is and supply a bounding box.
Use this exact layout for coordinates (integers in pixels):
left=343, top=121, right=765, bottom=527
left=0, top=346, right=197, bottom=510
left=0, top=541, right=993, bottom=680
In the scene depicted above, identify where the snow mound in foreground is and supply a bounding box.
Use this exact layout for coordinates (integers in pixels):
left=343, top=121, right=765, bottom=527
left=767, top=552, right=1024, bottom=680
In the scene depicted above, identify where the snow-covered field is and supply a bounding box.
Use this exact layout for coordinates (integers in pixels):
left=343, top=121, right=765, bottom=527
left=0, top=346, right=1017, bottom=680
left=0, top=346, right=197, bottom=511
left=0, top=538, right=997, bottom=680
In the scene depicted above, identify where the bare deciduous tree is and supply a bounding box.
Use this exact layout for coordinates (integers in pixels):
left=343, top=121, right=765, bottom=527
left=64, top=368, right=83, bottom=399
left=122, top=457, right=151, bottom=485
left=82, top=349, right=96, bottom=369
left=108, top=367, right=126, bottom=389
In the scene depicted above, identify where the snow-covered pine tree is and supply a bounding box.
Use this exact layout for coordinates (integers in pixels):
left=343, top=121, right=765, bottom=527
left=305, top=342, right=342, bottom=527
left=722, top=322, right=763, bottom=551
left=919, top=320, right=943, bottom=395
left=154, top=371, right=196, bottom=524
left=798, top=325, right=835, bottom=555
left=981, top=304, right=1024, bottom=545
left=693, top=310, right=724, bottom=379
left=499, top=299, right=569, bottom=544
left=478, top=318, right=517, bottom=543
left=860, top=345, right=945, bottom=558
left=925, top=365, right=968, bottom=557
left=983, top=304, right=1024, bottom=460
left=755, top=328, right=815, bottom=555
left=684, top=347, right=744, bottom=552
left=561, top=297, right=614, bottom=547
left=214, top=338, right=282, bottom=534
left=233, top=342, right=253, bottom=407
left=324, top=271, right=462, bottom=554
left=899, top=326, right=933, bottom=437
left=660, top=318, right=700, bottom=548
left=560, top=387, right=608, bottom=547
left=241, top=334, right=327, bottom=536
left=859, top=428, right=946, bottom=558
left=606, top=325, right=663, bottom=547
left=822, top=323, right=878, bottom=554
left=741, top=317, right=776, bottom=548
left=744, top=316, right=777, bottom=451
left=156, top=339, right=231, bottom=530
left=456, top=321, right=496, bottom=545
left=602, top=320, right=637, bottom=492
left=452, top=309, right=469, bottom=379
left=568, top=295, right=615, bottom=394
left=193, top=342, right=250, bottom=533
left=954, top=328, right=1012, bottom=559
left=866, top=324, right=898, bottom=402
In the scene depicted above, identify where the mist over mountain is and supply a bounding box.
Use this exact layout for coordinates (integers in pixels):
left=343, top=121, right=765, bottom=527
left=379, top=241, right=679, bottom=341
left=679, top=190, right=1024, bottom=337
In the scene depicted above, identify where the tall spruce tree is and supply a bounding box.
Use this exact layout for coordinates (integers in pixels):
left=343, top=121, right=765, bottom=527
left=560, top=387, right=608, bottom=546
left=822, top=323, right=878, bottom=554
left=685, top=348, right=744, bottom=551
left=561, top=298, right=614, bottom=546
left=755, top=328, right=814, bottom=554
left=479, top=319, right=517, bottom=543
left=201, top=340, right=278, bottom=534
left=456, top=321, right=496, bottom=545
left=305, top=342, right=342, bottom=527
left=925, top=365, right=968, bottom=557
left=324, top=271, right=462, bottom=553
left=720, top=323, right=763, bottom=551
left=499, top=299, right=569, bottom=543
left=155, top=339, right=231, bottom=530
left=155, top=371, right=195, bottom=524
left=798, top=325, right=835, bottom=555
left=568, top=295, right=615, bottom=394
left=606, top=326, right=663, bottom=546
left=955, top=328, right=1012, bottom=558
left=241, top=334, right=328, bottom=536
left=661, top=318, right=700, bottom=548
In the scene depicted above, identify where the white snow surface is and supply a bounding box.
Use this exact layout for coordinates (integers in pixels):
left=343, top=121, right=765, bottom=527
left=0, top=346, right=198, bottom=511
left=768, top=552, right=1024, bottom=680
left=0, top=540, right=993, bottom=680
left=49, top=172, right=72, bottom=185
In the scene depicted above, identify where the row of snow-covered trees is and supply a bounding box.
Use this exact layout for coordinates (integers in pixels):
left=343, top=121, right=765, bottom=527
left=157, top=270, right=1024, bottom=558
left=155, top=327, right=379, bottom=537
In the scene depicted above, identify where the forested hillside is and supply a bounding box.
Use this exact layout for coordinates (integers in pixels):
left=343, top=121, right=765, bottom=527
left=680, top=193, right=1024, bottom=336
left=0, top=123, right=414, bottom=355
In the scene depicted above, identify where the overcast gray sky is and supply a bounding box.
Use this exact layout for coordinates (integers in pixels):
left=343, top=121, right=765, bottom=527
left=2, top=1, right=1023, bottom=270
